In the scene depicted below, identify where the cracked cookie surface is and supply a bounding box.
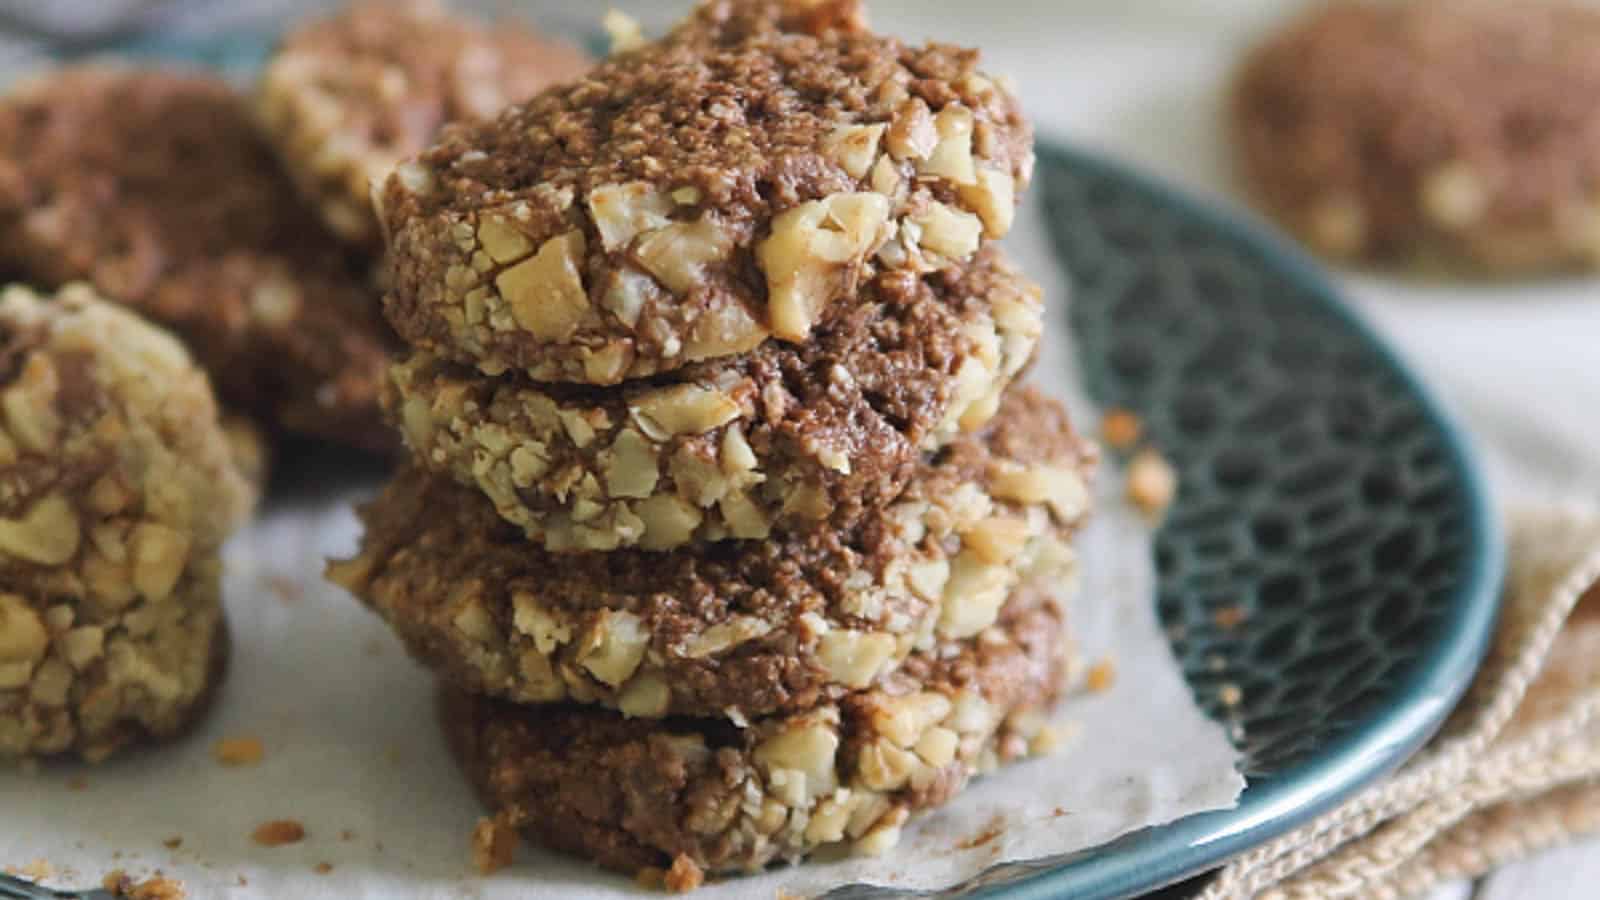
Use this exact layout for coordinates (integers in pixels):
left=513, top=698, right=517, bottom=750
left=378, top=0, right=1032, bottom=384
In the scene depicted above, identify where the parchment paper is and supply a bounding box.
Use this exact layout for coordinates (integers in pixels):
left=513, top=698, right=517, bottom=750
left=0, top=201, right=1244, bottom=897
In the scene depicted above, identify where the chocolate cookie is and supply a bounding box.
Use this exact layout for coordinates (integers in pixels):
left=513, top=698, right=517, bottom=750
left=1232, top=0, right=1600, bottom=273
left=0, top=284, right=254, bottom=761
left=0, top=65, right=394, bottom=449
left=330, top=386, right=1093, bottom=719
left=377, top=0, right=1032, bottom=384
left=389, top=247, right=1041, bottom=551
left=257, top=0, right=589, bottom=247
left=441, top=582, right=1071, bottom=876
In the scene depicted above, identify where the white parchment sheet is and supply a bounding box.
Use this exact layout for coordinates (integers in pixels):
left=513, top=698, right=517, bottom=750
left=0, top=201, right=1244, bottom=898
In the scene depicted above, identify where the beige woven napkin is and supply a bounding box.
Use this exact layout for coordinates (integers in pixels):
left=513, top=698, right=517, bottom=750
left=1198, top=506, right=1600, bottom=900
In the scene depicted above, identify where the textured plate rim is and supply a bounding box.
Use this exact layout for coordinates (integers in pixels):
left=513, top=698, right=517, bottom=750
left=965, top=141, right=1505, bottom=900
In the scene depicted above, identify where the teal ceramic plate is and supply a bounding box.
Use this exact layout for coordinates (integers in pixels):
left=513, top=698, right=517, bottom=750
left=94, top=33, right=1503, bottom=900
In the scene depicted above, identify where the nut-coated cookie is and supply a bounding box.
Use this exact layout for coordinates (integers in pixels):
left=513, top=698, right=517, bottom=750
left=390, top=247, right=1041, bottom=551
left=331, top=386, right=1093, bottom=720
left=0, top=284, right=254, bottom=760
left=377, top=0, right=1032, bottom=384
left=0, top=66, right=394, bottom=449
left=257, top=0, right=589, bottom=247
left=1232, top=0, right=1600, bottom=273
left=441, top=582, right=1071, bottom=876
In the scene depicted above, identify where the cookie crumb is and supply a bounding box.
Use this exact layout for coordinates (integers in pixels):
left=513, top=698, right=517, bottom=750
left=470, top=815, right=516, bottom=875
left=313, top=862, right=334, bottom=875
left=1213, top=605, right=1249, bottom=630
left=1086, top=658, right=1117, bottom=693
left=102, top=870, right=186, bottom=899
left=1100, top=409, right=1142, bottom=450
left=162, top=837, right=182, bottom=850
left=213, top=736, right=264, bottom=766
left=665, top=854, right=705, bottom=893
left=1126, top=448, right=1177, bottom=518
left=251, top=820, right=305, bottom=847
left=340, top=829, right=355, bottom=842
left=67, top=777, right=88, bottom=791
left=956, top=814, right=1007, bottom=850
left=1219, top=683, right=1244, bottom=707
left=264, top=576, right=304, bottom=604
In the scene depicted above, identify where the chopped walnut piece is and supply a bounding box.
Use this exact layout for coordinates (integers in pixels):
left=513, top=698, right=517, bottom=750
left=588, top=182, right=674, bottom=251
left=0, top=494, right=81, bottom=566
left=886, top=97, right=937, bottom=161
left=634, top=217, right=734, bottom=296
left=909, top=201, right=983, bottom=261
left=629, top=385, right=740, bottom=438
left=495, top=230, right=589, bottom=340
left=920, top=104, right=977, bottom=184
left=0, top=593, right=48, bottom=667
left=477, top=216, right=533, bottom=263
left=664, top=853, right=704, bottom=893
left=823, top=123, right=887, bottom=179
left=758, top=192, right=890, bottom=341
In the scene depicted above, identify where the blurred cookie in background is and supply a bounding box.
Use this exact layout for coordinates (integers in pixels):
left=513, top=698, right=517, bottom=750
left=1231, top=0, right=1600, bottom=276
left=256, top=0, right=590, bottom=250
left=0, top=65, right=395, bottom=452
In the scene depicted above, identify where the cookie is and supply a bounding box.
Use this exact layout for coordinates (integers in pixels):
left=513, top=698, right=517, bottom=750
left=440, top=582, right=1071, bottom=876
left=330, top=386, right=1093, bottom=720
left=0, top=567, right=227, bottom=763
left=257, top=0, right=590, bottom=247
left=0, top=65, right=395, bottom=449
left=0, top=284, right=254, bottom=760
left=376, top=0, right=1032, bottom=384
left=389, top=247, right=1041, bottom=551
left=1232, top=0, right=1600, bottom=273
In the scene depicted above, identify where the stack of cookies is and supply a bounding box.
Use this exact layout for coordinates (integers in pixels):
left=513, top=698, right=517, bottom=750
left=332, top=0, right=1099, bottom=882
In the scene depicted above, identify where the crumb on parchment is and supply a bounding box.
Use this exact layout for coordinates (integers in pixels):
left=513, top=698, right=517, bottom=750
left=664, top=854, right=705, bottom=893
left=213, top=736, right=265, bottom=766
left=470, top=815, right=517, bottom=875
left=1100, top=408, right=1142, bottom=451
left=1213, top=605, right=1249, bottom=630
left=1125, top=448, right=1177, bottom=519
left=1086, top=658, right=1117, bottom=693
left=101, top=870, right=186, bottom=899
left=251, top=820, right=305, bottom=847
